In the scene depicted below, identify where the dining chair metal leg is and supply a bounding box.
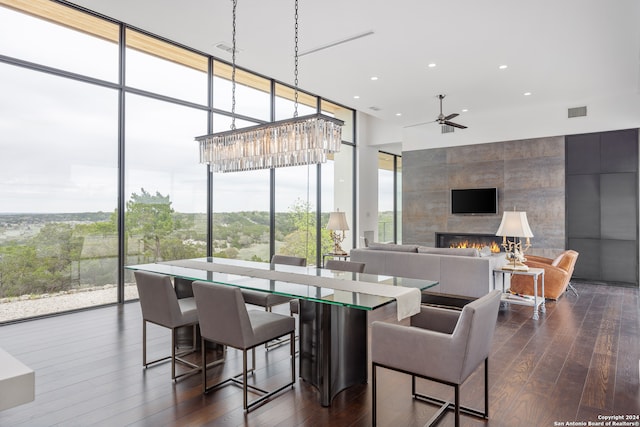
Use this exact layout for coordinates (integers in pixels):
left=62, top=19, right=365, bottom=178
left=142, top=319, right=172, bottom=368
left=171, top=328, right=176, bottom=379
left=454, top=384, right=460, bottom=427
left=142, top=319, right=147, bottom=366
left=485, top=358, right=489, bottom=418
left=243, top=349, right=249, bottom=410
left=372, top=363, right=377, bottom=426
left=201, top=337, right=207, bottom=394
left=290, top=331, right=295, bottom=380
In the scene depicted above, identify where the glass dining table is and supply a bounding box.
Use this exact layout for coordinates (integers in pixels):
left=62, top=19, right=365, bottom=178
left=126, top=257, right=438, bottom=406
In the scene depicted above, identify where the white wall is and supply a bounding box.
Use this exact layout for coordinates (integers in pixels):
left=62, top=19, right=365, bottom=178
left=402, top=93, right=640, bottom=152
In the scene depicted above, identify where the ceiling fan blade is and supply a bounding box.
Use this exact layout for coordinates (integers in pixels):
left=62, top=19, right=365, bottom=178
left=444, top=121, right=467, bottom=129
left=403, top=120, right=437, bottom=128
left=444, top=113, right=459, bottom=121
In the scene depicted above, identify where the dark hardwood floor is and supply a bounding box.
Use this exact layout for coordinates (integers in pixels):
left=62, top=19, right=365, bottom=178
left=0, top=282, right=638, bottom=426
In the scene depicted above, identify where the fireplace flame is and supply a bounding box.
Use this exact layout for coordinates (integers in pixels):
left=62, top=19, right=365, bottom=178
left=449, top=240, right=501, bottom=253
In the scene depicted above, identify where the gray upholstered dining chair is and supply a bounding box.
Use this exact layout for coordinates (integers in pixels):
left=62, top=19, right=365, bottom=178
left=371, top=289, right=502, bottom=427
left=324, top=259, right=366, bottom=273
left=289, top=259, right=366, bottom=315
left=134, top=270, right=200, bottom=380
left=241, top=255, right=306, bottom=350
left=192, top=281, right=296, bottom=412
left=241, top=254, right=306, bottom=312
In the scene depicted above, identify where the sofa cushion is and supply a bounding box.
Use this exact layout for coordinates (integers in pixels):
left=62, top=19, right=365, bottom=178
left=417, top=246, right=479, bottom=257
left=367, top=242, right=418, bottom=252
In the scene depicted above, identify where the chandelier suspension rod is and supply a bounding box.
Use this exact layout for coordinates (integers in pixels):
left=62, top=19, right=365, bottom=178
left=293, top=0, right=299, bottom=118
left=230, top=0, right=237, bottom=130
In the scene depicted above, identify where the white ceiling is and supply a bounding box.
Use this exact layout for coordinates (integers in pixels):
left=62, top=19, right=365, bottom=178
left=69, top=0, right=640, bottom=152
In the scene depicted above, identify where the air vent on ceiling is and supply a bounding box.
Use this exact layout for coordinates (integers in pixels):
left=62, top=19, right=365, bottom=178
left=568, top=106, right=587, bottom=118
left=369, top=106, right=381, bottom=112
left=441, top=124, right=455, bottom=134
left=215, top=42, right=238, bottom=54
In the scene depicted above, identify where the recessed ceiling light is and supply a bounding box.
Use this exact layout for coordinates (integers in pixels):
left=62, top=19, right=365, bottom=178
left=461, top=108, right=469, bottom=112
left=428, top=63, right=436, bottom=68
left=524, top=92, right=532, bottom=96
left=353, top=95, right=360, bottom=99
left=370, top=76, right=378, bottom=81
left=499, top=65, right=508, bottom=70
left=395, top=113, right=402, bottom=116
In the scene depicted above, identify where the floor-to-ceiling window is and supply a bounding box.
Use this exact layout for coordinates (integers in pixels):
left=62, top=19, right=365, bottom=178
left=321, top=101, right=355, bottom=257
left=0, top=0, right=356, bottom=322
left=0, top=0, right=120, bottom=320
left=272, top=84, right=319, bottom=264
left=209, top=63, right=272, bottom=262
left=122, top=30, right=209, bottom=300
left=123, top=95, right=208, bottom=292
left=378, top=151, right=402, bottom=244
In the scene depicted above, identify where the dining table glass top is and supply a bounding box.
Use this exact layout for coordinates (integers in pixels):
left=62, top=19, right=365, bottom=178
left=126, top=257, right=438, bottom=311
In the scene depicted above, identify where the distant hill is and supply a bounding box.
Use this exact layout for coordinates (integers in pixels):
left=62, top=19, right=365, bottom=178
left=0, top=212, right=112, bottom=224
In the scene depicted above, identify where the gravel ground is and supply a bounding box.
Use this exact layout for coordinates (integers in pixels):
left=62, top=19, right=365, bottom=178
left=0, top=284, right=140, bottom=322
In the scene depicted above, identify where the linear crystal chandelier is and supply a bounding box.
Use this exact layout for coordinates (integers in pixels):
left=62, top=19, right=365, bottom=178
left=195, top=0, right=343, bottom=173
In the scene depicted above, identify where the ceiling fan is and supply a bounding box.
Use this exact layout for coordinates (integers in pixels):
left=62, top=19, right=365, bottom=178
left=405, top=94, right=467, bottom=129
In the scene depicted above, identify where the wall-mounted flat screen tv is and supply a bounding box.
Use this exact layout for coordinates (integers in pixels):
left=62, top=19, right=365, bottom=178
left=451, top=188, right=498, bottom=214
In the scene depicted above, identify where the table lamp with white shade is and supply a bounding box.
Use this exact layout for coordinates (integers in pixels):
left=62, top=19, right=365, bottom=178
left=327, top=210, right=349, bottom=255
left=496, top=210, right=534, bottom=271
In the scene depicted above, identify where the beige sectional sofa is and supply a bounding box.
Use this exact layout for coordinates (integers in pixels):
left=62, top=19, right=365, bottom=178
left=350, top=243, right=507, bottom=300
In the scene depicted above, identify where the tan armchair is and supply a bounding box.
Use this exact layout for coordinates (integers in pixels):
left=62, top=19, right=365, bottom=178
left=509, top=250, right=579, bottom=300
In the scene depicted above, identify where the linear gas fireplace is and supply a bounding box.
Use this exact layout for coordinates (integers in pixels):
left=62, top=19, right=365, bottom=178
left=436, top=232, right=503, bottom=253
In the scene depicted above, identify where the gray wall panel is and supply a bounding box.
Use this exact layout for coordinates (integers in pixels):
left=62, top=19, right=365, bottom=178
left=566, top=133, right=600, bottom=174
left=601, top=130, right=639, bottom=173
left=601, top=240, right=637, bottom=283
left=566, top=174, right=600, bottom=239
left=568, top=238, right=601, bottom=280
left=565, top=129, right=639, bottom=286
left=600, top=173, right=637, bottom=240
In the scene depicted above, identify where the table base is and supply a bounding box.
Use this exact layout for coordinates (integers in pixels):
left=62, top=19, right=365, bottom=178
left=299, top=300, right=367, bottom=406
